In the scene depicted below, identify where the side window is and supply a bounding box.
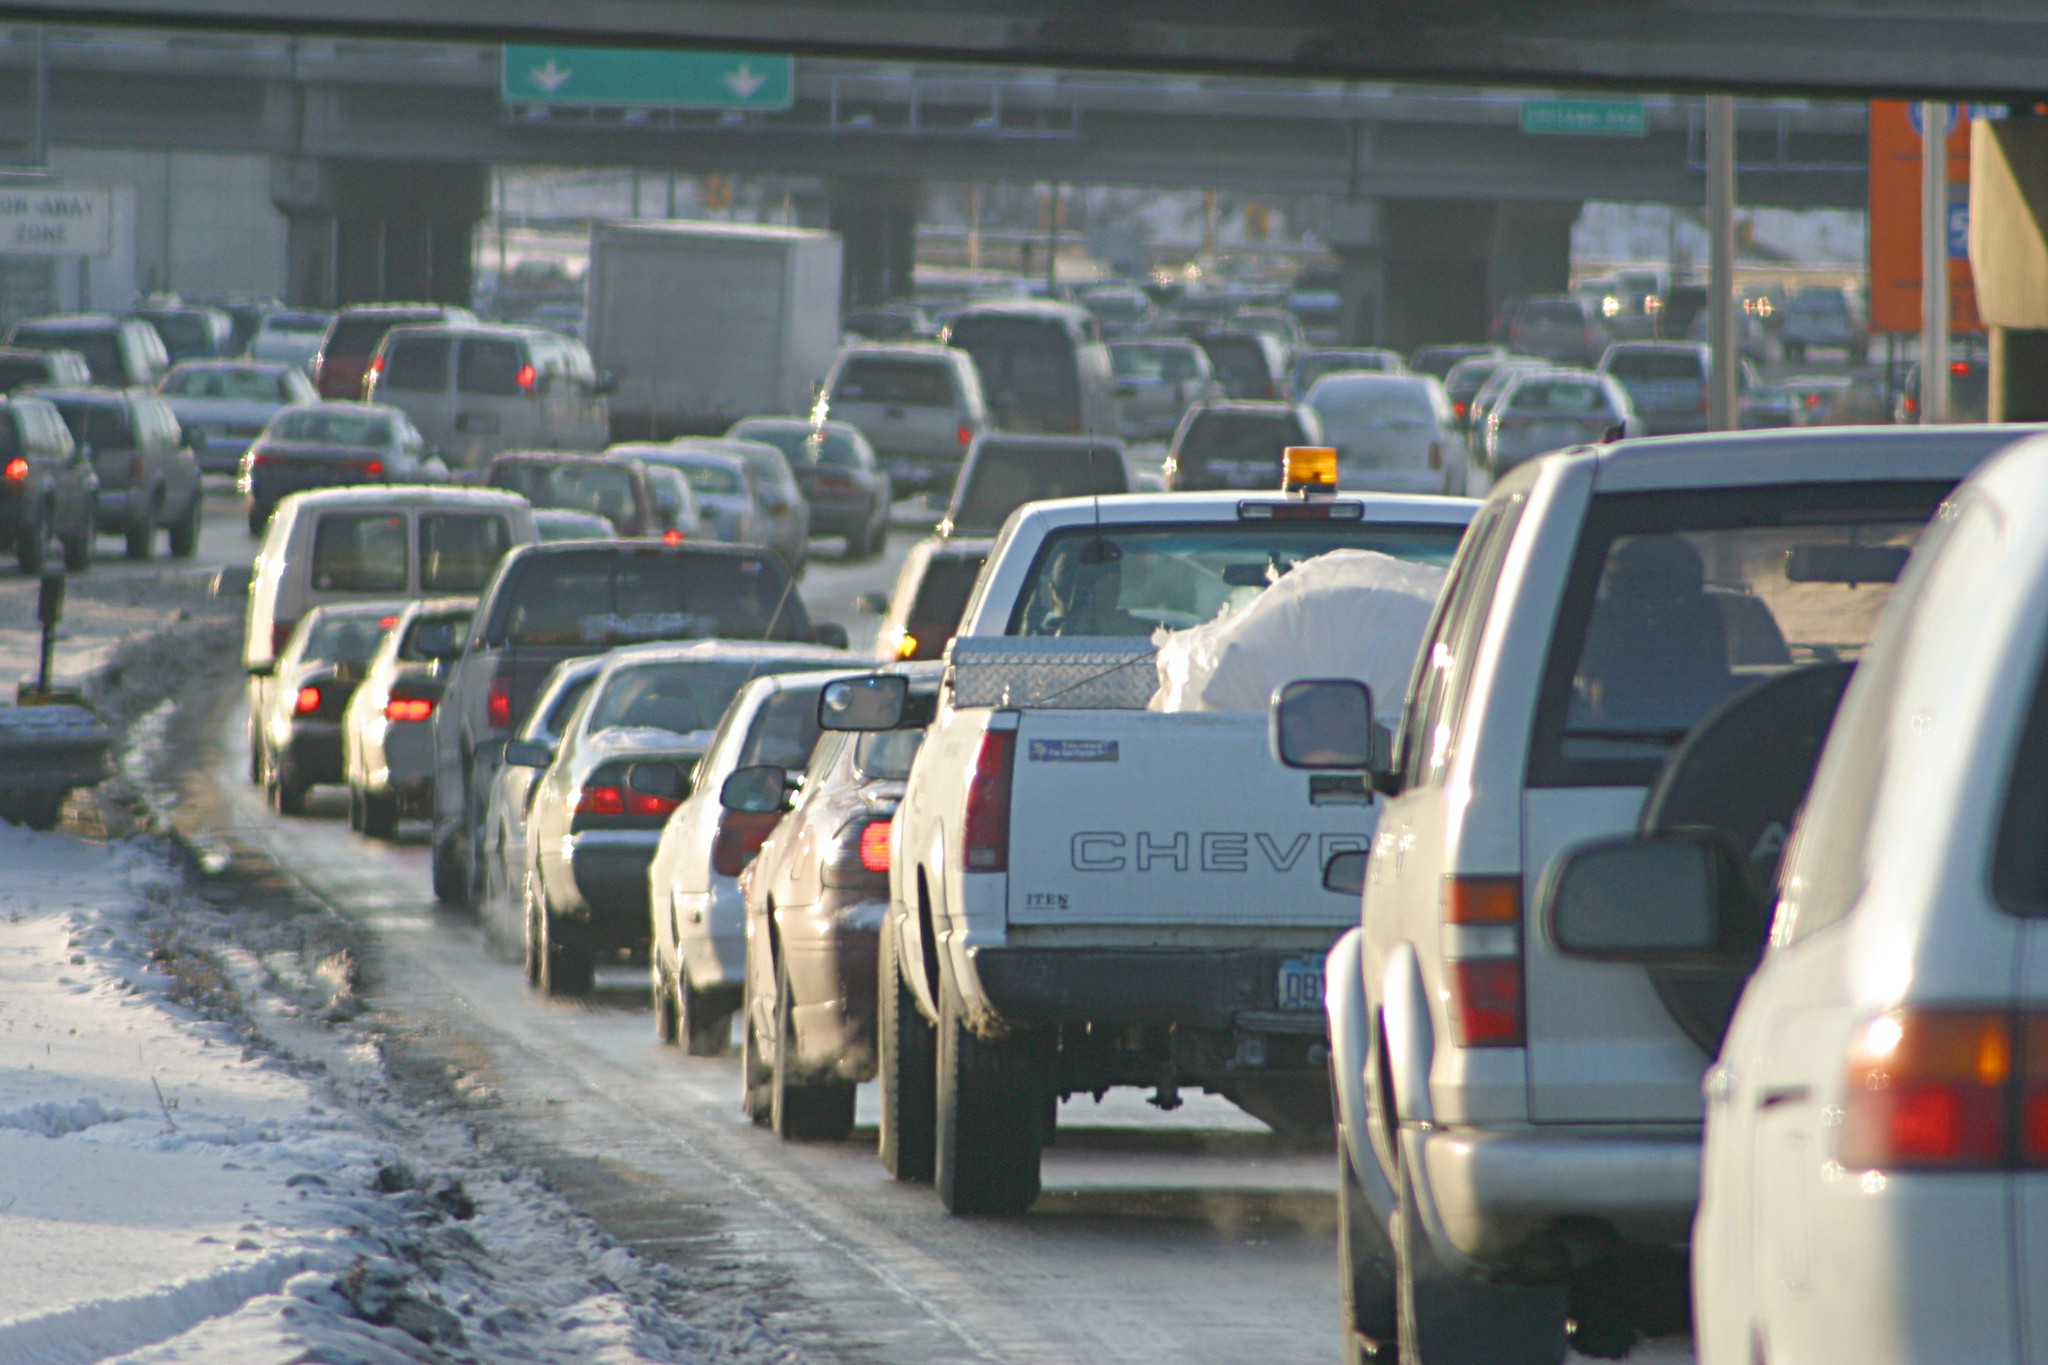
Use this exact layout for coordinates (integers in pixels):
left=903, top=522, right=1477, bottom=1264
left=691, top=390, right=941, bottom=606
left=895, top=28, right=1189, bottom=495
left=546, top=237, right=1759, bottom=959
left=310, top=512, right=410, bottom=593
left=0, top=410, right=18, bottom=460
left=382, top=335, right=452, bottom=392
left=1995, top=623, right=2048, bottom=915
left=1777, top=497, right=1998, bottom=942
left=1398, top=496, right=1524, bottom=790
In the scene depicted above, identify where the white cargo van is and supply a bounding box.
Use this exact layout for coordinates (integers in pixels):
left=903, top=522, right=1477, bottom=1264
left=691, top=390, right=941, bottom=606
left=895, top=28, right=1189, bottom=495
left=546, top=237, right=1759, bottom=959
left=243, top=486, right=538, bottom=780
left=365, top=324, right=611, bottom=474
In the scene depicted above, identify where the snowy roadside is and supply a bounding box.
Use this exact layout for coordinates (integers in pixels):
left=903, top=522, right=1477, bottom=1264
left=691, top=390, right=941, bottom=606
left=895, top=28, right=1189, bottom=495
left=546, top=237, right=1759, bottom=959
left=0, top=575, right=806, bottom=1364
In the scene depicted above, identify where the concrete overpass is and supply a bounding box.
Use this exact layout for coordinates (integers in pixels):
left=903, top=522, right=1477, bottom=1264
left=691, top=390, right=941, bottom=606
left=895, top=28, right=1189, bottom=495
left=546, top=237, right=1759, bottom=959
left=0, top=26, right=1866, bottom=339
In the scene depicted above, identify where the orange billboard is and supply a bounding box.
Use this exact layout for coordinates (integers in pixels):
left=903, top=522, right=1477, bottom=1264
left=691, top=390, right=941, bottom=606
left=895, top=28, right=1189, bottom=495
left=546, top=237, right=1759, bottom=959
left=1869, top=101, right=1982, bottom=335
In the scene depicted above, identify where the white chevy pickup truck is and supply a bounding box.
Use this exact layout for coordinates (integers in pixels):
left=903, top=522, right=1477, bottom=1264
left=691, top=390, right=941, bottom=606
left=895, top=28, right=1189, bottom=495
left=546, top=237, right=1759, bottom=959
left=852, top=479, right=1476, bottom=1214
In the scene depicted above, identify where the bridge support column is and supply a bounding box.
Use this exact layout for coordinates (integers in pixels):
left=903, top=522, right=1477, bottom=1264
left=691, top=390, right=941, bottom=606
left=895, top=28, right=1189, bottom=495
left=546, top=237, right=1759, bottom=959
left=271, top=157, right=485, bottom=308
left=1365, top=199, right=1579, bottom=353
left=1325, top=199, right=1383, bottom=346
left=1967, top=117, right=2048, bottom=420
left=828, top=177, right=920, bottom=308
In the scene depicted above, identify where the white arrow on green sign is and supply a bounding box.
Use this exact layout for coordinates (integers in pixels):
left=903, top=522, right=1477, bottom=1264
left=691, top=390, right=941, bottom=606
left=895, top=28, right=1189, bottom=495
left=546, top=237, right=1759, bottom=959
left=1520, top=98, right=1647, bottom=138
left=502, top=46, right=793, bottom=110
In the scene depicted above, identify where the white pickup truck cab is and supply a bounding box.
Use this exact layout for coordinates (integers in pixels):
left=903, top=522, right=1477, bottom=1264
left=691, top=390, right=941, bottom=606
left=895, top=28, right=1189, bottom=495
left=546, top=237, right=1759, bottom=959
left=875, top=481, right=1476, bottom=1214
left=1288, top=425, right=2033, bottom=1365
left=1679, top=434, right=2048, bottom=1365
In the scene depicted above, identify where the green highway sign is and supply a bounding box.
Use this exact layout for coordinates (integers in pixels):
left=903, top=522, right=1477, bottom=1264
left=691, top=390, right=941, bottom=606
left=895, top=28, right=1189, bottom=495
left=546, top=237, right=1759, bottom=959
left=502, top=46, right=793, bottom=110
left=1519, top=98, right=1647, bottom=138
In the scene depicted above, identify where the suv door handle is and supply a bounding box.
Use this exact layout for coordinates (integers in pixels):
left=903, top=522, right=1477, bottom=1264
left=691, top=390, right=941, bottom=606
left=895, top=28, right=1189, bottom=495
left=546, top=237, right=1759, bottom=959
left=1759, top=1084, right=1810, bottom=1111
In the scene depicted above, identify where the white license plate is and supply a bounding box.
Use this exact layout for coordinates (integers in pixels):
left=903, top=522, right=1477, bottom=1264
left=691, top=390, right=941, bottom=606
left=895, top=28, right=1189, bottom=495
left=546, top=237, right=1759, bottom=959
left=1276, top=957, right=1325, bottom=1012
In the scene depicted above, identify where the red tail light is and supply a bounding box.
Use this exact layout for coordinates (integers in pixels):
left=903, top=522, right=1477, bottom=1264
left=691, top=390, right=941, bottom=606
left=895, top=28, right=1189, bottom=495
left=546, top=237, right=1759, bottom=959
left=628, top=790, right=682, bottom=819
left=294, top=685, right=322, bottom=715
left=1841, top=1010, right=2010, bottom=1169
left=384, top=697, right=435, bottom=723
left=860, top=819, right=892, bottom=873
left=572, top=784, right=625, bottom=817
left=1453, top=401, right=1469, bottom=421
left=962, top=730, right=1016, bottom=872
left=662, top=527, right=684, bottom=546
left=957, top=425, right=973, bottom=448
left=517, top=363, right=538, bottom=394
left=3, top=457, right=27, bottom=481
left=1951, top=361, right=1972, bottom=376
left=1905, top=396, right=1920, bottom=416
left=358, top=459, right=385, bottom=479
left=272, top=620, right=296, bottom=657
left=1442, top=875, right=1523, bottom=1048
left=486, top=670, right=513, bottom=730
left=369, top=354, right=385, bottom=378
left=712, top=809, right=781, bottom=878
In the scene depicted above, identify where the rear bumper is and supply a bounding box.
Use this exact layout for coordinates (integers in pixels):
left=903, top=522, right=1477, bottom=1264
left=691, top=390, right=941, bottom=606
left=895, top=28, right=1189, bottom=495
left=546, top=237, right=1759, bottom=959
left=566, top=829, right=662, bottom=945
left=1413, top=1125, right=1701, bottom=1264
left=803, top=494, right=874, bottom=535
left=278, top=725, right=344, bottom=785
left=877, top=452, right=963, bottom=493
left=970, top=945, right=1329, bottom=1034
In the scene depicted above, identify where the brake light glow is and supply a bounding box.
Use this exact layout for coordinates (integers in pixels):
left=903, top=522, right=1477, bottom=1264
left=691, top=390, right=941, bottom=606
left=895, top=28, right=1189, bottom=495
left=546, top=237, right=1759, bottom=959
left=1238, top=500, right=1366, bottom=522
left=362, top=459, right=385, bottom=478
left=3, top=458, right=26, bottom=481
left=962, top=730, right=1016, bottom=872
left=516, top=364, right=537, bottom=393
left=573, top=784, right=625, bottom=817
left=1951, top=361, right=1972, bottom=376
left=628, top=790, right=681, bottom=818
left=486, top=672, right=513, bottom=730
left=1442, top=875, right=1524, bottom=1048
left=860, top=819, right=892, bottom=874
left=663, top=527, right=684, bottom=546
left=369, top=354, right=385, bottom=377
left=1453, top=401, right=1469, bottom=421
left=384, top=697, right=435, bottom=723
left=957, top=425, right=973, bottom=447
left=1840, top=1010, right=2010, bottom=1169
left=713, top=809, right=781, bottom=877
left=294, top=686, right=322, bottom=715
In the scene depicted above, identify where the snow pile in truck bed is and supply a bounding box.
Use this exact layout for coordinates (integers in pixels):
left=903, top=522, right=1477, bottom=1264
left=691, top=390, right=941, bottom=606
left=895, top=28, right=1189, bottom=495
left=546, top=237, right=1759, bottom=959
left=1149, top=549, right=1447, bottom=717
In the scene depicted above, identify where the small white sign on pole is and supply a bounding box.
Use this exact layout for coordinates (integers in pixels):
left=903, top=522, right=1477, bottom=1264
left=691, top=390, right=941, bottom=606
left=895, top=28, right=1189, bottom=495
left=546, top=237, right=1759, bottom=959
left=0, top=186, right=113, bottom=258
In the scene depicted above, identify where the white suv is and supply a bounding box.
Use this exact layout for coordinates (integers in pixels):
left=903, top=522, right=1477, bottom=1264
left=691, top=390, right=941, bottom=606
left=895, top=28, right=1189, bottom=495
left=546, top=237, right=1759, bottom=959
left=1679, top=434, right=2048, bottom=1365
left=1283, top=424, right=2034, bottom=1364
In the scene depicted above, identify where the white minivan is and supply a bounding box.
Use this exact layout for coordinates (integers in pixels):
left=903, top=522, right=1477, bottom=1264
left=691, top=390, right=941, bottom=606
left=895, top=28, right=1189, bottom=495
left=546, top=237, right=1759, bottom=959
left=1676, top=434, right=2048, bottom=1365
left=365, top=324, right=612, bottom=475
left=242, top=486, right=539, bottom=780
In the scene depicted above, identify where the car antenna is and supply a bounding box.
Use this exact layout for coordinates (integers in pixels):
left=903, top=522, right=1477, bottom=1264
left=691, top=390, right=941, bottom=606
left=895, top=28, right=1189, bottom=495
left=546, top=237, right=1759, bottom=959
left=1080, top=443, right=1118, bottom=565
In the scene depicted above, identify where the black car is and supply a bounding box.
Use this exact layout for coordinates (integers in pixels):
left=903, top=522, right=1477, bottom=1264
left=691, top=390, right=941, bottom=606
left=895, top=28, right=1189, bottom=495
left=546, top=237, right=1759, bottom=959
left=257, top=602, right=399, bottom=814
left=0, top=396, right=97, bottom=574
left=37, top=388, right=203, bottom=559
left=727, top=417, right=892, bottom=560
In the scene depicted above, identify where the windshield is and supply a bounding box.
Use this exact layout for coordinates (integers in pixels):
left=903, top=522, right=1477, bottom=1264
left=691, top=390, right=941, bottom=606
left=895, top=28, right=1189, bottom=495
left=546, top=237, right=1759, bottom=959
left=1009, top=520, right=1467, bottom=636
left=1604, top=350, right=1704, bottom=381
left=272, top=409, right=391, bottom=447
left=950, top=441, right=1125, bottom=535
left=855, top=727, right=925, bottom=780
left=162, top=366, right=292, bottom=401
left=1531, top=480, right=1954, bottom=786
left=588, top=660, right=814, bottom=735
left=1504, top=379, right=1615, bottom=414
left=489, top=548, right=810, bottom=647
left=832, top=357, right=954, bottom=407
left=1174, top=411, right=1311, bottom=490
left=297, top=613, right=390, bottom=667
left=737, top=683, right=837, bottom=770
left=492, top=461, right=640, bottom=530
left=671, top=459, right=743, bottom=495
left=948, top=316, right=1080, bottom=431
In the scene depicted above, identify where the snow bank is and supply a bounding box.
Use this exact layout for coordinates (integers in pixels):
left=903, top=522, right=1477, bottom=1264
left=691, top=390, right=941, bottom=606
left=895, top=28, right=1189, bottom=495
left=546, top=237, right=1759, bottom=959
left=1149, top=549, right=1446, bottom=718
left=0, top=821, right=802, bottom=1364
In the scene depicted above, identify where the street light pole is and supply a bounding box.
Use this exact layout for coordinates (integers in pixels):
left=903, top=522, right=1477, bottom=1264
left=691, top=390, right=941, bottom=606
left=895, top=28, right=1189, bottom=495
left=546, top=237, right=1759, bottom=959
left=1706, top=96, right=1739, bottom=431
left=1920, top=101, right=1951, bottom=423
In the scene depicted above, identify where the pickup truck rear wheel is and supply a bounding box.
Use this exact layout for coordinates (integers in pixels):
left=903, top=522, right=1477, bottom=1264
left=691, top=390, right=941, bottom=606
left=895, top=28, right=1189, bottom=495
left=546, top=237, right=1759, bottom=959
left=1395, top=1143, right=1567, bottom=1365
left=1339, top=1133, right=1399, bottom=1362
left=878, top=922, right=937, bottom=1182
left=770, top=951, right=856, bottom=1141
left=125, top=499, right=157, bottom=560
left=168, top=492, right=201, bottom=558
left=935, top=981, right=1047, bottom=1216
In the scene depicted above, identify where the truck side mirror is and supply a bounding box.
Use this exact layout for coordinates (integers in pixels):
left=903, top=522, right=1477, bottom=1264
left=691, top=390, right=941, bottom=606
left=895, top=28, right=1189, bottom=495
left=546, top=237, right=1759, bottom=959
left=1322, top=849, right=1369, bottom=896
left=1272, top=678, right=1387, bottom=772
left=1541, top=833, right=1758, bottom=964
left=818, top=674, right=908, bottom=731
left=504, top=739, right=554, bottom=769
left=720, top=764, right=789, bottom=814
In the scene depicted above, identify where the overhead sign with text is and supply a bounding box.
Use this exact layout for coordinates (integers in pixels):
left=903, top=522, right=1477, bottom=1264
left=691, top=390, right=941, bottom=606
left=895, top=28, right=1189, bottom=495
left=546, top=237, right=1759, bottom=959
left=501, top=46, right=793, bottom=110
left=0, top=187, right=112, bottom=257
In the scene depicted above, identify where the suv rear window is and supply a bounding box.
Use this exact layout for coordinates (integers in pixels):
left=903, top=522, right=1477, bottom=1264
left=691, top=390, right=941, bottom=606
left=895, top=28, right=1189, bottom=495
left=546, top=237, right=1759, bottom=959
left=1603, top=350, right=1705, bottom=380
left=49, top=399, right=132, bottom=450
left=382, top=335, right=451, bottom=391
left=491, top=461, right=640, bottom=530
left=458, top=338, right=526, bottom=396
left=419, top=513, right=514, bottom=593
left=487, top=549, right=810, bottom=647
left=14, top=325, right=120, bottom=381
left=948, top=317, right=1081, bottom=431
left=1201, top=337, right=1274, bottom=392
left=1175, top=410, right=1312, bottom=490
left=1519, top=300, right=1585, bottom=325
left=833, top=358, right=953, bottom=407
left=328, top=314, right=424, bottom=361
left=0, top=357, right=50, bottom=393
left=1505, top=379, right=1614, bottom=414
left=950, top=441, right=1126, bottom=535
left=311, top=511, right=410, bottom=594
left=1528, top=480, right=1955, bottom=788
